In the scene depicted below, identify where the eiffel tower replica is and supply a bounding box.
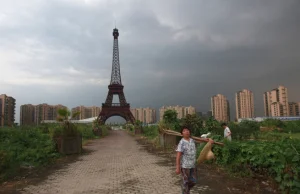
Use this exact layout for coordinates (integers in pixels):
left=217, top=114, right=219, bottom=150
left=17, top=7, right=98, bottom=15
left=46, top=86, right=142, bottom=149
left=97, top=28, right=135, bottom=124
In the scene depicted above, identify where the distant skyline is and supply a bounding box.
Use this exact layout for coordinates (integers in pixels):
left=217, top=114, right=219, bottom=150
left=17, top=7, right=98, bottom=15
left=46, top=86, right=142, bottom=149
left=1, top=0, right=300, bottom=123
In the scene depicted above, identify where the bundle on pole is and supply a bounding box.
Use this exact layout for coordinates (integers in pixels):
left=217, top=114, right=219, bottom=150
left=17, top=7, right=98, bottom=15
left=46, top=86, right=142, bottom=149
left=160, top=128, right=223, bottom=164
left=197, top=142, right=215, bottom=164
left=161, top=129, right=224, bottom=146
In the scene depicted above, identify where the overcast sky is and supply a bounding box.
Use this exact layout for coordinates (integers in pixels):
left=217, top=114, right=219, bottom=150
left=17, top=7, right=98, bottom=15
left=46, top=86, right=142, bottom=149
left=1, top=0, right=300, bottom=123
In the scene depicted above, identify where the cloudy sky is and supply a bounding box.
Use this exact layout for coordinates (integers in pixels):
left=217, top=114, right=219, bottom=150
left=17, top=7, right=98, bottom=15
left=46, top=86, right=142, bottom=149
left=1, top=0, right=300, bottom=123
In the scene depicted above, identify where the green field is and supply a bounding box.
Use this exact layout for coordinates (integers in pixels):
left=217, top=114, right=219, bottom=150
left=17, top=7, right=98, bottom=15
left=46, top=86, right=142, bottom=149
left=277, top=132, right=300, bottom=139
left=290, top=133, right=300, bottom=139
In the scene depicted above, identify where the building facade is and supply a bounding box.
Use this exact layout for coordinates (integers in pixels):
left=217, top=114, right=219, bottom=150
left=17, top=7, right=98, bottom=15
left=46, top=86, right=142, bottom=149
left=263, top=85, right=289, bottom=117
left=20, top=104, right=35, bottom=126
left=131, top=107, right=156, bottom=124
left=0, top=94, right=16, bottom=127
left=235, top=89, right=254, bottom=119
left=35, top=104, right=67, bottom=124
left=289, top=102, right=300, bottom=116
left=20, top=103, right=67, bottom=125
left=159, top=105, right=196, bottom=121
left=71, top=106, right=101, bottom=120
left=211, top=94, right=230, bottom=122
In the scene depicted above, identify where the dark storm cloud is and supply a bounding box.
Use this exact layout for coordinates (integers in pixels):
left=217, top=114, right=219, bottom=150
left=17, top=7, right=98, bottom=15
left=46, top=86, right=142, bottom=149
left=0, top=0, right=299, bottom=122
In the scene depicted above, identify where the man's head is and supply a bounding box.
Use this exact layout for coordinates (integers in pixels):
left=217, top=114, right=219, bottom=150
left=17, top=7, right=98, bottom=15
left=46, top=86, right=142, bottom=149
left=221, top=123, right=227, bottom=129
left=180, top=126, right=191, bottom=138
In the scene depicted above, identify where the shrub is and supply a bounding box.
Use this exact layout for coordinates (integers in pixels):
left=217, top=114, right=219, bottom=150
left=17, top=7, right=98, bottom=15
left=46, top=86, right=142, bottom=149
left=142, top=125, right=159, bottom=139
left=77, top=124, right=96, bottom=140
left=0, top=127, right=59, bottom=182
left=101, top=125, right=109, bottom=136
left=229, top=121, right=260, bottom=140
left=261, top=118, right=284, bottom=129
left=180, top=114, right=207, bottom=136
left=282, top=121, right=300, bottom=133
left=212, top=138, right=300, bottom=193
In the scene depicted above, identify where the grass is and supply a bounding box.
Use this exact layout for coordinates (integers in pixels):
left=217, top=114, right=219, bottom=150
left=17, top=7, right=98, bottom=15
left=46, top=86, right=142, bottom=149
left=276, top=132, right=300, bottom=139
left=289, top=133, right=300, bottom=139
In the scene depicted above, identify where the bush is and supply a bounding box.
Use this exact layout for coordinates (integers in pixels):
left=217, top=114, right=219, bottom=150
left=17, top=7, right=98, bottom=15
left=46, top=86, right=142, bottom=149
left=48, top=124, right=63, bottom=138
left=180, top=114, right=206, bottom=136
left=0, top=127, right=59, bottom=182
left=261, top=118, right=284, bottom=129
left=142, top=125, right=159, bottom=139
left=282, top=121, right=300, bottom=133
left=228, top=121, right=260, bottom=140
left=101, top=125, right=109, bottom=136
left=77, top=124, right=97, bottom=140
left=212, top=138, right=300, bottom=193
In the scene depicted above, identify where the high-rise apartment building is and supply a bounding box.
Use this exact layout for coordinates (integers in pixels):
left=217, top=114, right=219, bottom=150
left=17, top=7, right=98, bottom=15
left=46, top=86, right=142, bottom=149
left=159, top=105, right=196, bottom=121
left=0, top=94, right=16, bottom=127
left=20, top=104, right=35, bottom=126
left=211, top=94, right=230, bottom=122
left=235, top=89, right=254, bottom=119
left=131, top=107, right=156, bottom=124
left=263, top=85, right=289, bottom=117
left=184, top=106, right=196, bottom=117
left=35, top=104, right=67, bottom=124
left=131, top=108, right=140, bottom=123
left=20, top=103, right=67, bottom=125
left=289, top=102, right=300, bottom=116
left=90, top=106, right=101, bottom=118
left=71, top=106, right=101, bottom=120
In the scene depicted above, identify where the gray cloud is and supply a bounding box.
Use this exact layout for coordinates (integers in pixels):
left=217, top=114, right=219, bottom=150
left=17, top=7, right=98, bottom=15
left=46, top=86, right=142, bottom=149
left=1, top=0, right=300, bottom=122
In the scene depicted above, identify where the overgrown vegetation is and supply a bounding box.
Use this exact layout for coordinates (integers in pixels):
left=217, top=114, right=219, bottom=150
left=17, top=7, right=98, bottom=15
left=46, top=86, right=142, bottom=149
left=142, top=125, right=159, bottom=139
left=0, top=120, right=109, bottom=182
left=99, top=125, right=110, bottom=136
left=142, top=112, right=300, bottom=193
left=211, top=138, right=300, bottom=193
left=0, top=127, right=59, bottom=181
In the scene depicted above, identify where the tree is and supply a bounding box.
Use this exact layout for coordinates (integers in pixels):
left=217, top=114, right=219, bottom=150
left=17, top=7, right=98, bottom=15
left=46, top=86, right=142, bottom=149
left=180, top=114, right=204, bottom=136
left=162, top=110, right=180, bottom=131
left=205, top=117, right=222, bottom=136
left=134, top=120, right=142, bottom=128
left=163, top=110, right=178, bottom=124
left=56, top=108, right=81, bottom=136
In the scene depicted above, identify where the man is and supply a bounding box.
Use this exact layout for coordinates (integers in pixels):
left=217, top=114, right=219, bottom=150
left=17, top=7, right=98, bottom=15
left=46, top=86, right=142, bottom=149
left=175, top=126, right=213, bottom=194
left=221, top=123, right=232, bottom=141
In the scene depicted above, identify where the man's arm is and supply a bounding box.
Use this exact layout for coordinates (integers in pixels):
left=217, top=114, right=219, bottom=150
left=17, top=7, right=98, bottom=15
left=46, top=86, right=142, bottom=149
left=198, top=138, right=215, bottom=143
left=176, top=152, right=182, bottom=174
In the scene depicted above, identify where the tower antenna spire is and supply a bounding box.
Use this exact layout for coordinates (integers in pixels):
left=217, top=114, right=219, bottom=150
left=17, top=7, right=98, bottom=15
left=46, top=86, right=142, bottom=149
left=115, top=20, right=117, bottom=28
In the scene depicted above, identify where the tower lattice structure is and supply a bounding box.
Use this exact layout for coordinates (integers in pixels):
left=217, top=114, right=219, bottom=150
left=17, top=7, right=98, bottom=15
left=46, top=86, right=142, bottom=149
left=97, top=28, right=135, bottom=124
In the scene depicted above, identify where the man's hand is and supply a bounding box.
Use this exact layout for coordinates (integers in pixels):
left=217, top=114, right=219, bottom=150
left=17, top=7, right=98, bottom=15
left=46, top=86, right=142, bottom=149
left=176, top=167, right=181, bottom=175
left=207, top=138, right=214, bottom=144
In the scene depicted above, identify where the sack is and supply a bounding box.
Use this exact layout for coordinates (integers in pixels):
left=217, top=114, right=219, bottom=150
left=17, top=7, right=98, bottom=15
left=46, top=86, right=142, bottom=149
left=197, top=142, right=215, bottom=164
